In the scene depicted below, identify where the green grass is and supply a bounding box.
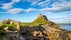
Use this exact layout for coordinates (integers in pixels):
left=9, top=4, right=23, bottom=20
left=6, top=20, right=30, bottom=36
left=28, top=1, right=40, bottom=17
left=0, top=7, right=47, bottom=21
left=0, top=14, right=47, bottom=27
left=21, top=16, right=47, bottom=27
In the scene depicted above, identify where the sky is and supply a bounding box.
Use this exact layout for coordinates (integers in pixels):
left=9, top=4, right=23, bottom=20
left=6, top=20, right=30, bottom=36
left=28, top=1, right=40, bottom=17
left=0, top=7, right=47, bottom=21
left=0, top=0, right=71, bottom=23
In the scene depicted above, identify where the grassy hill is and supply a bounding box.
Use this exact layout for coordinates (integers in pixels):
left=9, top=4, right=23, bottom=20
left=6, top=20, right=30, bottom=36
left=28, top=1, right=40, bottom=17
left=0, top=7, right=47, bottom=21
left=21, top=14, right=47, bottom=27
left=0, top=14, right=71, bottom=40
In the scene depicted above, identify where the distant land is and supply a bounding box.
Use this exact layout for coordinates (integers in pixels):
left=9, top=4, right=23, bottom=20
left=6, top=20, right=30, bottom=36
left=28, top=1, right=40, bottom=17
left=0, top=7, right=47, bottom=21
left=57, top=23, right=71, bottom=25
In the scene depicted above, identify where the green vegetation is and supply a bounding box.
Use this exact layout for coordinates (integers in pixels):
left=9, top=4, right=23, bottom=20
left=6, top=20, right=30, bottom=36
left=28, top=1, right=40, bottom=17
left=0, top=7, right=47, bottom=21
left=0, top=24, right=6, bottom=40
left=21, top=16, right=47, bottom=27
left=6, top=24, right=17, bottom=31
left=0, top=14, right=48, bottom=40
left=1, top=14, right=71, bottom=40
left=0, top=23, right=17, bottom=40
left=0, top=19, right=18, bottom=40
left=0, top=24, right=17, bottom=31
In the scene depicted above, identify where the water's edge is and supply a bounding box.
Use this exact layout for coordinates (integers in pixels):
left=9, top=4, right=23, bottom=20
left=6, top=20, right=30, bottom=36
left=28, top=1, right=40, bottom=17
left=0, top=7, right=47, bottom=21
left=60, top=24, right=71, bottom=31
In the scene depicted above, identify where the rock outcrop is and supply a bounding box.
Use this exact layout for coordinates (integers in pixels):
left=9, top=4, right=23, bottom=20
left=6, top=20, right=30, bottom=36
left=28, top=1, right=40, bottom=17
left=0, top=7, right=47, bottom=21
left=38, top=14, right=48, bottom=21
left=0, top=14, right=71, bottom=40
left=16, top=21, right=20, bottom=31
left=19, top=14, right=71, bottom=40
left=1, top=19, right=21, bottom=32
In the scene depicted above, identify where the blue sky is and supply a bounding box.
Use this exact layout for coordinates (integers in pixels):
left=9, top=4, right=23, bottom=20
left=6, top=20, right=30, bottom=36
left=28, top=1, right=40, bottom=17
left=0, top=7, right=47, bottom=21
left=0, top=0, right=71, bottom=23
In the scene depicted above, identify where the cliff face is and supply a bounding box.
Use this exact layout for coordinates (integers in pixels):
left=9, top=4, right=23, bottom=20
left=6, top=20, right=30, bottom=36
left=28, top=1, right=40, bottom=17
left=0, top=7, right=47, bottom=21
left=32, top=14, right=71, bottom=40
left=20, top=14, right=71, bottom=40
left=42, top=27, right=71, bottom=40
left=0, top=14, right=71, bottom=40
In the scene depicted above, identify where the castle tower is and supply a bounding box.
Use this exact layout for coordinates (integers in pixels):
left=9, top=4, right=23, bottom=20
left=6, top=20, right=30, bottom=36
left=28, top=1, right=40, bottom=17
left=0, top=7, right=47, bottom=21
left=16, top=21, right=20, bottom=31
left=38, top=14, right=48, bottom=21
left=38, top=14, right=43, bottom=18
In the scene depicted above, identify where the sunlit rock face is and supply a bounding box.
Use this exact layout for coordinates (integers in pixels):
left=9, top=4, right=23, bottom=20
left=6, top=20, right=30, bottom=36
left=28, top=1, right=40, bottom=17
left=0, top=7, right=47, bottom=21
left=16, top=21, right=20, bottom=31
left=0, top=19, right=21, bottom=32
left=10, top=20, right=14, bottom=25
left=38, top=14, right=48, bottom=21
left=19, top=14, right=71, bottom=40
left=1, top=14, right=71, bottom=40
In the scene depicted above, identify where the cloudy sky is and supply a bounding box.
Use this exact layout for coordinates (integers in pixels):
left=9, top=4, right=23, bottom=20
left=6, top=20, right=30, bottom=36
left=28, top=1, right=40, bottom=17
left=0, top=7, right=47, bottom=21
left=0, top=0, right=71, bottom=23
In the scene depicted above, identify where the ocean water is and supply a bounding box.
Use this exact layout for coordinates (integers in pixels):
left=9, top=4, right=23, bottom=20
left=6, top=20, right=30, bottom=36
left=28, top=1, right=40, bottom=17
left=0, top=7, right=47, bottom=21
left=60, top=24, right=71, bottom=31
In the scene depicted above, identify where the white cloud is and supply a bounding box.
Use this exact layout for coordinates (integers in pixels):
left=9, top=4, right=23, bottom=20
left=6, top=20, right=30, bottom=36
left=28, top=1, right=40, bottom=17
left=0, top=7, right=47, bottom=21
left=40, top=1, right=71, bottom=12
left=1, top=0, right=71, bottom=13
left=30, top=0, right=50, bottom=6
left=1, top=0, right=20, bottom=10
left=1, top=2, right=14, bottom=10
left=38, top=2, right=44, bottom=5
left=30, top=0, right=39, bottom=6
left=40, top=7, right=62, bottom=12
left=38, top=0, right=50, bottom=5
left=12, top=0, right=20, bottom=2
left=45, top=0, right=50, bottom=2
left=26, top=0, right=44, bottom=6
left=38, top=1, right=50, bottom=8
left=0, top=8, right=38, bottom=14
left=7, top=8, right=24, bottom=14
left=30, top=0, right=71, bottom=12
left=25, top=8, right=38, bottom=12
left=52, top=1, right=71, bottom=8
left=7, top=8, right=37, bottom=14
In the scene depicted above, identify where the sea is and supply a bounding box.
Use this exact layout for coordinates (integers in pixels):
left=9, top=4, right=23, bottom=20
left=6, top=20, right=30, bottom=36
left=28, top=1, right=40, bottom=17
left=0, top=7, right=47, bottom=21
left=60, top=24, right=71, bottom=31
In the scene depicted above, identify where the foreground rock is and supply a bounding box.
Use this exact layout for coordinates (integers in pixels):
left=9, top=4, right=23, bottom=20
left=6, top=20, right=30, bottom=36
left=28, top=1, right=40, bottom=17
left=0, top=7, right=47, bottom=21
left=20, top=14, right=71, bottom=40
left=0, top=14, right=71, bottom=40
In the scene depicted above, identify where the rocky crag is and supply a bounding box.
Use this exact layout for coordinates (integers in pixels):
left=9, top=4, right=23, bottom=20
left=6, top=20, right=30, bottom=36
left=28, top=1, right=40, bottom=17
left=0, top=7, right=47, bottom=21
left=0, top=14, right=71, bottom=40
